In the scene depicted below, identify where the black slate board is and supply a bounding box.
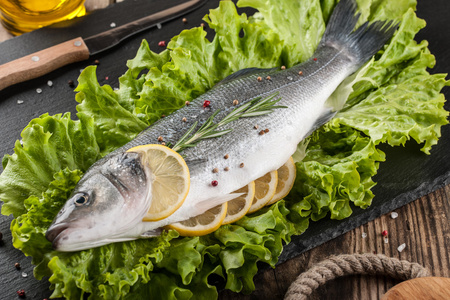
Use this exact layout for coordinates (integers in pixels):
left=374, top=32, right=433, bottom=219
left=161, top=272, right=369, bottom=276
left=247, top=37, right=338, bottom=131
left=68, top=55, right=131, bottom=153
left=0, top=0, right=448, bottom=299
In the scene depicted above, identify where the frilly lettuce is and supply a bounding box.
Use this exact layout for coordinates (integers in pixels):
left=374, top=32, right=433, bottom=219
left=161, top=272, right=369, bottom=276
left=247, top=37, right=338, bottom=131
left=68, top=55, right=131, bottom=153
left=0, top=0, right=448, bottom=299
left=0, top=113, right=100, bottom=217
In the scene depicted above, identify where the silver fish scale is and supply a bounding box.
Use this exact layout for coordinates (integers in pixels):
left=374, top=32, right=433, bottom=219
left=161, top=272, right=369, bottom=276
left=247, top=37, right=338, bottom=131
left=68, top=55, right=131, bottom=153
left=122, top=47, right=349, bottom=147
left=115, top=45, right=355, bottom=194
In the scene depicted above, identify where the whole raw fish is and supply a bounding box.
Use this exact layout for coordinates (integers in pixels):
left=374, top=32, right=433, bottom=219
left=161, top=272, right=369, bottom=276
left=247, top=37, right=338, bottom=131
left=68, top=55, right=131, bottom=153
left=46, top=0, right=397, bottom=251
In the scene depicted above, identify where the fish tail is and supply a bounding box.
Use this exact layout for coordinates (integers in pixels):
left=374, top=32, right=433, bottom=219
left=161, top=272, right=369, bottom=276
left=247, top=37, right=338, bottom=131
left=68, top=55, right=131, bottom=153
left=320, top=0, right=398, bottom=66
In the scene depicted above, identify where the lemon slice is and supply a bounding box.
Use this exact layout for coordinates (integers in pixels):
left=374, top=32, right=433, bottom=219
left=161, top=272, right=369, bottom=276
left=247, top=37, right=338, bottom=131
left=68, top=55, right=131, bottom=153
left=127, top=144, right=190, bottom=221
left=248, top=170, right=278, bottom=214
left=266, top=157, right=297, bottom=206
left=167, top=202, right=228, bottom=236
left=222, top=182, right=256, bottom=225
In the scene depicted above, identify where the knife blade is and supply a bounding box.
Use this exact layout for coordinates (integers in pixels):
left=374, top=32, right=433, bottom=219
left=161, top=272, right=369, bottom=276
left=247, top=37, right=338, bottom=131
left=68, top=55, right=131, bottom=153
left=0, top=0, right=206, bottom=91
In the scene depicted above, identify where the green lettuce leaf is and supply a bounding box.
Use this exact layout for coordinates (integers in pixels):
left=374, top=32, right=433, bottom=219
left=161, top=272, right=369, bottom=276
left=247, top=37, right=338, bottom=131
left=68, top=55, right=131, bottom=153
left=289, top=125, right=385, bottom=221
left=336, top=71, right=449, bottom=154
left=0, top=0, right=448, bottom=299
left=75, top=67, right=148, bottom=155
left=0, top=113, right=100, bottom=217
left=238, top=0, right=327, bottom=66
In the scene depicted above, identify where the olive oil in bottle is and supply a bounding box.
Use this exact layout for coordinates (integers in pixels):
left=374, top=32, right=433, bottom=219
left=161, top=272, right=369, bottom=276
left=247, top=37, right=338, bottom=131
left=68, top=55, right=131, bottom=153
left=0, top=0, right=86, bottom=35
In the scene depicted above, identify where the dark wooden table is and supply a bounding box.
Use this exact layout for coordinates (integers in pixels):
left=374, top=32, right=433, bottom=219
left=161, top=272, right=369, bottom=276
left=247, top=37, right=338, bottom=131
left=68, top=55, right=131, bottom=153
left=0, top=1, right=448, bottom=299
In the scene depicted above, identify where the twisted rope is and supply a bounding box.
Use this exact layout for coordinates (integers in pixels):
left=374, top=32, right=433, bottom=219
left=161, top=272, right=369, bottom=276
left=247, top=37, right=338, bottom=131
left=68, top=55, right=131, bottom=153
left=284, top=253, right=429, bottom=300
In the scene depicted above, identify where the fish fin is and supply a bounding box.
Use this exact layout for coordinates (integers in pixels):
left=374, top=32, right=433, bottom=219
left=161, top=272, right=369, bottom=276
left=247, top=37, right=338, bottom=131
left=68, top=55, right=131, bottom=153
left=319, top=0, right=398, bottom=67
left=304, top=108, right=336, bottom=138
left=325, top=58, right=374, bottom=111
left=194, top=193, right=245, bottom=214
left=140, top=228, right=162, bottom=238
left=217, top=67, right=276, bottom=86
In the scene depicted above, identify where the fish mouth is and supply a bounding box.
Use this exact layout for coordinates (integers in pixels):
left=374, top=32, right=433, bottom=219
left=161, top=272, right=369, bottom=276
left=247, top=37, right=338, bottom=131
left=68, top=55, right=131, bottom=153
left=46, top=223, right=70, bottom=249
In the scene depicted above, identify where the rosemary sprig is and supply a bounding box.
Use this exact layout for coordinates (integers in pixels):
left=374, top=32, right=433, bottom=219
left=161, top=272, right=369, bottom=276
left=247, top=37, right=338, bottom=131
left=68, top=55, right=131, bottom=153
left=172, top=92, right=285, bottom=152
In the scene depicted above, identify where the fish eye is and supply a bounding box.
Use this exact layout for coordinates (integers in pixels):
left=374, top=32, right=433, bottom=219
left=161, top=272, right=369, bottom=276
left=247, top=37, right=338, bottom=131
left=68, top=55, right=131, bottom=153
left=73, top=193, right=89, bottom=206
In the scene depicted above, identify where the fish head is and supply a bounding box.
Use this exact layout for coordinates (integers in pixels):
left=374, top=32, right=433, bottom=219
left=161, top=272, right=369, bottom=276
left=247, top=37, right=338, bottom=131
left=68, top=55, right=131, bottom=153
left=46, top=151, right=152, bottom=251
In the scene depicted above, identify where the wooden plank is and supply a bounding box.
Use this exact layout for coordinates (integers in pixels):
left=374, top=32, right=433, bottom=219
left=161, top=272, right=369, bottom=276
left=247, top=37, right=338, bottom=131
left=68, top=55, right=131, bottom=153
left=84, top=0, right=113, bottom=11
left=0, top=28, right=12, bottom=42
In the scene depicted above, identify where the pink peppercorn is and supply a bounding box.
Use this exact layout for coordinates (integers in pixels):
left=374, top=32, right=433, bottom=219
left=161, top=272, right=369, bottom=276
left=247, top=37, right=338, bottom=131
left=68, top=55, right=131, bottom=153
left=17, top=289, right=25, bottom=298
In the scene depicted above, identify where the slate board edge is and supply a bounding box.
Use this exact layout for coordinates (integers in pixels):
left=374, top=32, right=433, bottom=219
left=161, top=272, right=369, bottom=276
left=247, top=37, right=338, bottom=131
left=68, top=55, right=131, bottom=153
left=276, top=170, right=450, bottom=265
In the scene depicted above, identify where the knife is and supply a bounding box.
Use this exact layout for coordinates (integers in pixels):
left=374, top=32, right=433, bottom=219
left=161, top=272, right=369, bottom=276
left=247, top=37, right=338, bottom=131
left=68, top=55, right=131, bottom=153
left=0, top=0, right=206, bottom=91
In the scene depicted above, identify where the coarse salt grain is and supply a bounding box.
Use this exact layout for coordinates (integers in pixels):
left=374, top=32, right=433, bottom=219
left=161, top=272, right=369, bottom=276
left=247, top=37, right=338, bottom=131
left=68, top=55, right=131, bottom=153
left=397, top=243, right=406, bottom=252
left=110, top=22, right=116, bottom=28
left=17, top=100, right=23, bottom=104
left=36, top=88, right=42, bottom=94
left=362, top=232, right=367, bottom=238
left=391, top=212, right=398, bottom=219
left=384, top=237, right=389, bottom=244
left=47, top=80, right=53, bottom=87
left=156, top=23, right=162, bottom=29
left=21, top=272, right=28, bottom=278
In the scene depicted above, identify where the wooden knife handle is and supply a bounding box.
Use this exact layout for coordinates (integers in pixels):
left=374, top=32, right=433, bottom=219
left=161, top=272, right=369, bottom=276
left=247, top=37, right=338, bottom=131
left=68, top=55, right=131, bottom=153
left=0, top=37, right=90, bottom=91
